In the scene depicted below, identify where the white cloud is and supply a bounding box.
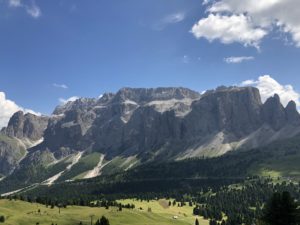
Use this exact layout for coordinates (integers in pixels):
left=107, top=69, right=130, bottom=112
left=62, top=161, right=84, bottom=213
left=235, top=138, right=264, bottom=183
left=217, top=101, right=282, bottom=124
left=0, top=91, right=40, bottom=129
left=59, top=96, right=79, bottom=105
left=154, top=12, right=185, bottom=30
left=53, top=83, right=68, bottom=89
left=241, top=75, right=300, bottom=107
left=163, top=12, right=185, bottom=24
left=202, top=0, right=212, bottom=5
left=6, top=0, right=41, bottom=18
left=0, top=92, right=21, bottom=129
left=25, top=3, right=41, bottom=18
left=191, top=14, right=267, bottom=48
left=193, top=0, right=300, bottom=48
left=8, top=0, right=21, bottom=7
left=224, top=56, right=254, bottom=64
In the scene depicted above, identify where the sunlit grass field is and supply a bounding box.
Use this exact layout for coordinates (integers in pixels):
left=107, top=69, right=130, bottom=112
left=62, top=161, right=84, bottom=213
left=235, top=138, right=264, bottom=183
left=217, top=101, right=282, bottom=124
left=0, top=199, right=209, bottom=225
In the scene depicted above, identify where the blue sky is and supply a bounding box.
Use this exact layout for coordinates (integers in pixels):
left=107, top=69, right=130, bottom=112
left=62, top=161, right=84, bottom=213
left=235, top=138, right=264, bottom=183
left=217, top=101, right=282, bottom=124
left=1, top=0, right=300, bottom=126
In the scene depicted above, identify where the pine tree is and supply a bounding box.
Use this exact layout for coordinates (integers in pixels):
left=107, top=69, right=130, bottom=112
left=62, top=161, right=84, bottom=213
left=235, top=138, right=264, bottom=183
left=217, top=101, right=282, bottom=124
left=0, top=216, right=5, bottom=223
left=95, top=216, right=110, bottom=225
left=261, top=191, right=299, bottom=225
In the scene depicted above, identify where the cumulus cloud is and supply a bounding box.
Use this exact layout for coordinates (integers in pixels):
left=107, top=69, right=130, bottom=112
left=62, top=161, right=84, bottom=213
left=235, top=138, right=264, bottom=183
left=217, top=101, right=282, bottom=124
left=154, top=12, right=185, bottom=30
left=7, top=0, right=41, bottom=18
left=53, top=83, right=68, bottom=89
left=191, top=14, right=266, bottom=48
left=59, top=96, right=79, bottom=105
left=193, top=0, right=300, bottom=48
left=241, top=75, right=300, bottom=108
left=224, top=56, right=254, bottom=63
left=0, top=91, right=40, bottom=129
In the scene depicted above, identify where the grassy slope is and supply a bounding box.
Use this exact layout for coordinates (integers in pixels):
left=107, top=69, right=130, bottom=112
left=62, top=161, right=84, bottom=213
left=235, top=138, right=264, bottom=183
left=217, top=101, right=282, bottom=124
left=118, top=199, right=209, bottom=225
left=0, top=199, right=207, bottom=225
left=247, top=138, right=300, bottom=180
left=72, top=155, right=140, bottom=179
left=101, top=156, right=139, bottom=176
left=57, top=152, right=102, bottom=181
left=250, top=154, right=300, bottom=179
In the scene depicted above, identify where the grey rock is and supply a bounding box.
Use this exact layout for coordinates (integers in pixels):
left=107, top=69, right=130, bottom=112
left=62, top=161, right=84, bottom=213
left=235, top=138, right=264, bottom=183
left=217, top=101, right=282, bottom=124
left=261, top=94, right=286, bottom=130
left=285, top=100, right=300, bottom=124
left=2, top=111, right=49, bottom=141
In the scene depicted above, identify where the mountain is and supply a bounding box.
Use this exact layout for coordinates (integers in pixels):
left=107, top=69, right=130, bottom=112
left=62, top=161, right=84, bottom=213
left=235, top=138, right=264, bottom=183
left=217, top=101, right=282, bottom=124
left=1, top=86, right=300, bottom=192
left=0, top=111, right=49, bottom=177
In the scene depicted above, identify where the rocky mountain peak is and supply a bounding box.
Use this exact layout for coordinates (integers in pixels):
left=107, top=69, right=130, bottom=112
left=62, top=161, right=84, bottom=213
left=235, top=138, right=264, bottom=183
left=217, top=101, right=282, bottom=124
left=2, top=111, right=49, bottom=141
left=97, top=93, right=115, bottom=104
left=262, top=94, right=286, bottom=130
left=53, top=98, right=97, bottom=115
left=112, top=87, right=200, bottom=104
left=3, top=111, right=24, bottom=137
left=186, top=86, right=263, bottom=138
left=285, top=100, right=300, bottom=124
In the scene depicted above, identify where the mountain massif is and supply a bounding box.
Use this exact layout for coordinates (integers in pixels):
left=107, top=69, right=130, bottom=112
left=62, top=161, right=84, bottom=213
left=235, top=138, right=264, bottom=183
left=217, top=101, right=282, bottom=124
left=1, top=86, right=300, bottom=192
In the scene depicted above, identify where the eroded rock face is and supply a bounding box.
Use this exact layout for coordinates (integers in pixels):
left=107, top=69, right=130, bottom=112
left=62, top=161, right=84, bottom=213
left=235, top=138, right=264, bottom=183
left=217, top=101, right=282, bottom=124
left=0, top=111, right=49, bottom=176
left=0, top=138, right=25, bottom=175
left=183, top=86, right=263, bottom=139
left=41, top=87, right=200, bottom=157
left=261, top=94, right=286, bottom=130
left=285, top=100, right=300, bottom=125
left=36, top=86, right=300, bottom=160
left=2, top=111, right=49, bottom=141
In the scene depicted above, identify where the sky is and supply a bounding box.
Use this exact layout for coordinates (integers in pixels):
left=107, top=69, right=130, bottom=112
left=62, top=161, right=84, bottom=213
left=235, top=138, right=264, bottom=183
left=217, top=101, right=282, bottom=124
left=1, top=0, right=300, bottom=127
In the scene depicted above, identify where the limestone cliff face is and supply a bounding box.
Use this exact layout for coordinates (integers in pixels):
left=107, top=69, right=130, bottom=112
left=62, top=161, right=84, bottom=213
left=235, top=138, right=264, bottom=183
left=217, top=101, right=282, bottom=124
left=2, top=111, right=49, bottom=141
left=183, top=86, right=263, bottom=139
left=39, top=87, right=200, bottom=158
left=34, top=86, right=300, bottom=160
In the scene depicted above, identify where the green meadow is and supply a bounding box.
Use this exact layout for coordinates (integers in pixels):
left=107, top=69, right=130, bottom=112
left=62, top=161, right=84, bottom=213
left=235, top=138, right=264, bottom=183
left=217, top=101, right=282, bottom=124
left=0, top=199, right=209, bottom=225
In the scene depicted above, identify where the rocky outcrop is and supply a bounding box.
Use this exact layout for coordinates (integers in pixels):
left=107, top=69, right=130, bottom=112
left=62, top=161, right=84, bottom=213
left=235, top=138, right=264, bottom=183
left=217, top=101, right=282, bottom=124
left=0, top=136, right=26, bottom=176
left=184, top=86, right=263, bottom=139
left=2, top=111, right=49, bottom=141
left=0, top=112, right=49, bottom=176
left=285, top=100, right=300, bottom=124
